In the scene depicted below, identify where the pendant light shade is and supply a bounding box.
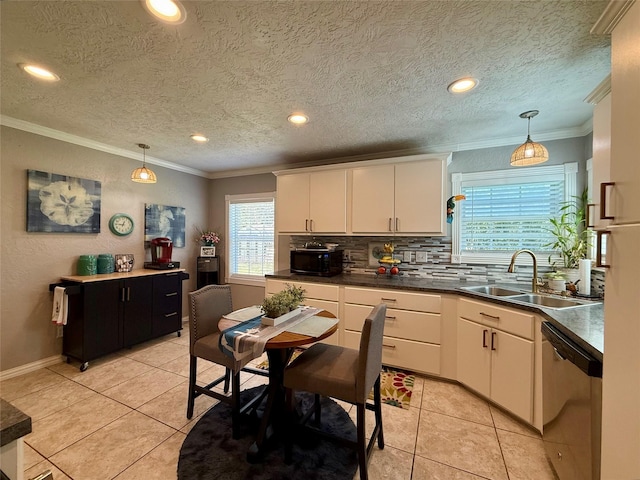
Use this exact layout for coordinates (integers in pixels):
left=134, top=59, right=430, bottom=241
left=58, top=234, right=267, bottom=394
left=510, top=110, right=549, bottom=166
left=131, top=143, right=157, bottom=183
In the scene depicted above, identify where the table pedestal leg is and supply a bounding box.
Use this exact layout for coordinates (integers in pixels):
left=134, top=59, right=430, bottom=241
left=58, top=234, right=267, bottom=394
left=247, top=347, right=292, bottom=463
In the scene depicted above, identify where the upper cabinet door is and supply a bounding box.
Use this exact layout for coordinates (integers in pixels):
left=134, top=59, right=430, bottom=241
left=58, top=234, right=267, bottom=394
left=277, top=173, right=310, bottom=233
left=394, top=159, right=445, bottom=235
left=591, top=92, right=612, bottom=229
left=309, top=169, right=347, bottom=233
left=351, top=164, right=395, bottom=233
left=610, top=3, right=640, bottom=224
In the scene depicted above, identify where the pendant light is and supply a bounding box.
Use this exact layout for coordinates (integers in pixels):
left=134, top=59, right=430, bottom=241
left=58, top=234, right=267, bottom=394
left=131, top=143, right=157, bottom=183
left=510, top=110, right=549, bottom=166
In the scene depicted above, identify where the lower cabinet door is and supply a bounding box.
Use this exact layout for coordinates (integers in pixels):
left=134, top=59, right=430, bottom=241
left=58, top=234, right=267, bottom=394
left=152, top=273, right=183, bottom=338
left=122, top=277, right=153, bottom=347
left=490, top=329, right=534, bottom=422
left=456, top=318, right=491, bottom=399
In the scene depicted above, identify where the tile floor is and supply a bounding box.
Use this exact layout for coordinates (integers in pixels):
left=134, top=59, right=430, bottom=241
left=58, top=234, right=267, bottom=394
left=1, top=323, right=556, bottom=480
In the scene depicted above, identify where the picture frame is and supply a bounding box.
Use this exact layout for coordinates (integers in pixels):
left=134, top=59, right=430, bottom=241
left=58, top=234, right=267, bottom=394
left=200, top=246, right=216, bottom=257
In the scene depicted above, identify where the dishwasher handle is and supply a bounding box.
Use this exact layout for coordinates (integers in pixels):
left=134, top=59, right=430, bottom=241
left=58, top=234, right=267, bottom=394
left=541, top=322, right=602, bottom=378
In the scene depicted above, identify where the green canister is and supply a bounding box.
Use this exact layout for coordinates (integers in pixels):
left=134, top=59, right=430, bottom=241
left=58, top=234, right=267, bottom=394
left=97, top=254, right=115, bottom=274
left=77, top=255, right=97, bottom=276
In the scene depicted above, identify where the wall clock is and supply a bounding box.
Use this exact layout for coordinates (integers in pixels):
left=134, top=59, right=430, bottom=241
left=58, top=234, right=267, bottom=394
left=109, top=213, right=134, bottom=236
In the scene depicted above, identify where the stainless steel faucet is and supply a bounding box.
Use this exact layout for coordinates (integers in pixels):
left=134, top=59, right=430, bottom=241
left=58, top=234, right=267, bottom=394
left=508, top=249, right=540, bottom=293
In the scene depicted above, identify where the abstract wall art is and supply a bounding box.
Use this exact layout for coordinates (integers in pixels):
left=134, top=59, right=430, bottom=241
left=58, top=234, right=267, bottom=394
left=144, top=203, right=186, bottom=247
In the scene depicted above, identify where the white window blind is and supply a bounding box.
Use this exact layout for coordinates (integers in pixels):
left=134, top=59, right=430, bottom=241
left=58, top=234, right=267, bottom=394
left=461, top=181, right=564, bottom=252
left=226, top=193, right=275, bottom=283
left=451, top=163, right=578, bottom=264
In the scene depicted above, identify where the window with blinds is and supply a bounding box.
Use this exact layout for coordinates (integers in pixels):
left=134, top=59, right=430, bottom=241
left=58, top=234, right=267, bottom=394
left=461, top=181, right=564, bottom=252
left=226, top=193, right=275, bottom=283
left=451, top=163, right=577, bottom=264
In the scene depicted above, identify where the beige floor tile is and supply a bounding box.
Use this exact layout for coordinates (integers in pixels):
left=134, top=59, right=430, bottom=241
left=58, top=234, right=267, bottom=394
left=490, top=405, right=541, bottom=438
left=10, top=378, right=95, bottom=421
left=25, top=393, right=132, bottom=457
left=410, top=375, right=425, bottom=409
left=49, top=410, right=175, bottom=480
left=157, top=353, right=213, bottom=378
left=114, top=431, right=185, bottom=480
left=412, top=456, right=487, bottom=479
left=350, top=402, right=420, bottom=454
left=354, top=444, right=413, bottom=480
left=68, top=356, right=154, bottom=393
left=0, top=368, right=66, bottom=401
left=422, top=379, right=493, bottom=427
left=497, top=429, right=556, bottom=480
left=23, top=442, right=45, bottom=470
left=416, top=411, right=508, bottom=480
left=124, top=342, right=189, bottom=367
left=24, top=459, right=72, bottom=480
left=47, top=352, right=124, bottom=379
left=102, top=368, right=186, bottom=408
left=166, top=331, right=190, bottom=346
left=138, top=381, right=216, bottom=430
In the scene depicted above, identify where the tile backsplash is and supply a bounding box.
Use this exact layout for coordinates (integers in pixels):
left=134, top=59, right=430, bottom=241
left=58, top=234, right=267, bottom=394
left=290, top=235, right=605, bottom=297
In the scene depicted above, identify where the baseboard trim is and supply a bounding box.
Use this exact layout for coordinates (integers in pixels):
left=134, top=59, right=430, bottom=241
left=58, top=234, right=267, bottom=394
left=0, top=355, right=64, bottom=381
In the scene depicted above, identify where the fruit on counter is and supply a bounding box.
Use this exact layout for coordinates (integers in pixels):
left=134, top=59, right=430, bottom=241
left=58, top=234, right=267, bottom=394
left=390, top=266, right=399, bottom=275
left=377, top=266, right=387, bottom=274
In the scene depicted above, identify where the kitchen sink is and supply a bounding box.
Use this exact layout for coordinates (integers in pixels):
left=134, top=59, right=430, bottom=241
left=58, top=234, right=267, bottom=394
left=508, top=294, right=597, bottom=309
left=462, top=286, right=524, bottom=296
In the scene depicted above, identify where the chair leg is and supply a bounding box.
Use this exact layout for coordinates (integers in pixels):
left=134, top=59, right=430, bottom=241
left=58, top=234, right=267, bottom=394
left=186, top=355, right=197, bottom=419
left=373, top=376, right=385, bottom=449
left=357, top=403, right=368, bottom=480
left=223, top=368, right=231, bottom=393
left=231, top=371, right=241, bottom=439
left=314, top=393, right=321, bottom=425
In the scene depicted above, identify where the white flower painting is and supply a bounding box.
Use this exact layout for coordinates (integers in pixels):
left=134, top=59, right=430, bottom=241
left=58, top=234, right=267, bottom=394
left=27, top=170, right=101, bottom=233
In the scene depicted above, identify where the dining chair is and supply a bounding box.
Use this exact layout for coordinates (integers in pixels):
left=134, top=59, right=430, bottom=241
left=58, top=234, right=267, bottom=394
left=283, top=303, right=386, bottom=480
left=186, top=284, right=267, bottom=438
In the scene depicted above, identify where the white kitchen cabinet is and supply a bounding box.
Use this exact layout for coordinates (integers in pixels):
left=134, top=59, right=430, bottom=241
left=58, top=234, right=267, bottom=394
left=276, top=169, right=347, bottom=234
left=590, top=91, right=612, bottom=229
left=265, top=279, right=340, bottom=345
left=457, top=299, right=535, bottom=423
left=343, top=286, right=442, bottom=374
left=351, top=158, right=446, bottom=235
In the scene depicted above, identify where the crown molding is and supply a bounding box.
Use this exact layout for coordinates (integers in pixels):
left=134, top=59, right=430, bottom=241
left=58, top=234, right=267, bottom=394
left=591, top=0, right=635, bottom=34
left=584, top=74, right=612, bottom=104
left=0, top=116, right=208, bottom=178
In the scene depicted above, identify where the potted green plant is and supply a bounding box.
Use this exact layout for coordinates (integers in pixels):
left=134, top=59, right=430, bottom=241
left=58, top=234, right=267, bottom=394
left=261, top=284, right=306, bottom=325
left=545, top=188, right=590, bottom=281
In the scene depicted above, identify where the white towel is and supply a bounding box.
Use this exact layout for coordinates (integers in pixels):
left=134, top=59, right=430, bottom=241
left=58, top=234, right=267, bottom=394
left=52, top=286, right=68, bottom=326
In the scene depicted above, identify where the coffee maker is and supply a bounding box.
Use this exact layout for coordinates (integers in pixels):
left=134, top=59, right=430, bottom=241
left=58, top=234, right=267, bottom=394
left=144, top=237, right=180, bottom=269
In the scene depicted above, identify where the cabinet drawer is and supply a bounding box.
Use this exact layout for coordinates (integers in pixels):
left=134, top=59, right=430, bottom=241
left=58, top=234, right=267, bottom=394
left=344, top=287, right=440, bottom=313
left=458, top=298, right=534, bottom=340
left=266, top=279, right=339, bottom=302
left=344, top=303, right=440, bottom=344
left=344, top=330, right=440, bottom=375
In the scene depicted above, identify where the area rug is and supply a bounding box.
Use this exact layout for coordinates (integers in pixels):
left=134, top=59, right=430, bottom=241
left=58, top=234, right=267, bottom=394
left=257, top=355, right=415, bottom=410
left=368, top=366, right=415, bottom=410
left=178, top=386, right=358, bottom=479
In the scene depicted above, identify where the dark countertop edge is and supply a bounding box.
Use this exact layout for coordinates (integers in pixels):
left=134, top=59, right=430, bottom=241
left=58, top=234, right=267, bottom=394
left=0, top=399, right=32, bottom=447
left=266, top=271, right=604, bottom=362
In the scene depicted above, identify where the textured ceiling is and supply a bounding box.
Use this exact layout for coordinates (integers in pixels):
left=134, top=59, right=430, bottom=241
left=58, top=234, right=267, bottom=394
left=1, top=1, right=610, bottom=177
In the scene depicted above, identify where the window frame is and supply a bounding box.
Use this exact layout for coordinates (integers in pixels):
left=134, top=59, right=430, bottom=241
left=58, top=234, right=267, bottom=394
left=225, top=191, right=276, bottom=287
left=451, top=162, right=578, bottom=266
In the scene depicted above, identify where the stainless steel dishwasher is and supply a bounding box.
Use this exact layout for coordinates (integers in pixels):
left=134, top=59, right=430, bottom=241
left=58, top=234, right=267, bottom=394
left=542, top=322, right=603, bottom=480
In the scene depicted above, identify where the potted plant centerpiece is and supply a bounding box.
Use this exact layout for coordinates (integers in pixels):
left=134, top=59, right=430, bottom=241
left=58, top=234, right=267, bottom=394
left=545, top=188, right=590, bottom=283
left=260, top=284, right=306, bottom=326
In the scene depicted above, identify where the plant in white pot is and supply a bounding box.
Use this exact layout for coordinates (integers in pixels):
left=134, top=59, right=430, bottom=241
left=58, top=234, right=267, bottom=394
left=260, top=284, right=306, bottom=325
left=545, top=188, right=590, bottom=283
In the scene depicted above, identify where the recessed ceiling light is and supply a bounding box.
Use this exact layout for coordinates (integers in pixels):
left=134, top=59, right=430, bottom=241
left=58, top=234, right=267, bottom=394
left=288, top=114, right=309, bottom=125
left=190, top=134, right=209, bottom=143
left=447, top=77, right=478, bottom=94
left=141, top=0, right=186, bottom=24
left=19, top=63, right=60, bottom=81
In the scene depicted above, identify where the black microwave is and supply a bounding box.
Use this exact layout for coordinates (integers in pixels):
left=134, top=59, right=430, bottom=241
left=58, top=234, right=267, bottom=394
left=290, top=249, right=343, bottom=276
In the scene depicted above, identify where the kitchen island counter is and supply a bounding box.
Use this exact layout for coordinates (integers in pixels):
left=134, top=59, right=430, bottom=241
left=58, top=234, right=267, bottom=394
left=266, top=271, right=604, bottom=361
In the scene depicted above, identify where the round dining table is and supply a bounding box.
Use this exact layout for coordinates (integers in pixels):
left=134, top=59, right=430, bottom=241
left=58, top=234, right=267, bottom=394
left=218, top=309, right=338, bottom=462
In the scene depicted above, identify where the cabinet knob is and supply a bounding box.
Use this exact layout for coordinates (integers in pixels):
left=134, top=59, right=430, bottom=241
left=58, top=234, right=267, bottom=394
left=164, top=312, right=178, bottom=318
left=165, top=292, right=178, bottom=297
left=600, top=182, right=615, bottom=220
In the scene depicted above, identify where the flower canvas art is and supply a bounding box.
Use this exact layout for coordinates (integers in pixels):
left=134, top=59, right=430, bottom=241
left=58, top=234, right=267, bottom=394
left=26, top=170, right=101, bottom=233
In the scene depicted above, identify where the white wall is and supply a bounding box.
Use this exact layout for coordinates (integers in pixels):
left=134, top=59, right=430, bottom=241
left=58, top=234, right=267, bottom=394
left=0, top=127, right=209, bottom=372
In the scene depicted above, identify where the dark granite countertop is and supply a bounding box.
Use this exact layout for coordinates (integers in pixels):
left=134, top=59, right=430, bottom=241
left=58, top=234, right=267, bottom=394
left=0, top=398, right=32, bottom=447
left=267, top=271, right=604, bottom=362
